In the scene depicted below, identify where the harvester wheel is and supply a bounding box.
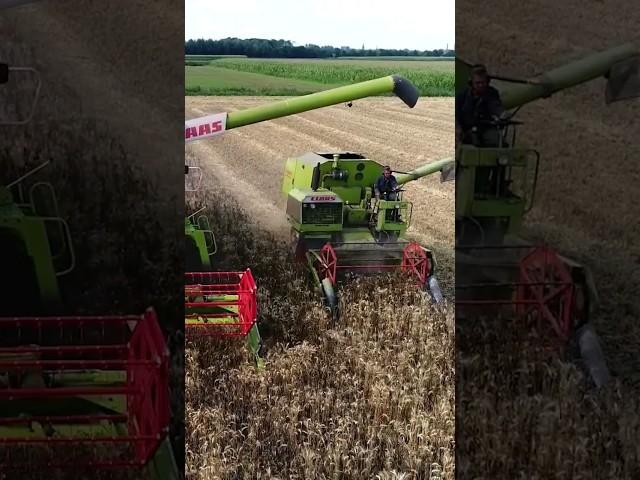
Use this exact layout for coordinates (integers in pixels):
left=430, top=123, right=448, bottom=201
left=321, top=277, right=339, bottom=323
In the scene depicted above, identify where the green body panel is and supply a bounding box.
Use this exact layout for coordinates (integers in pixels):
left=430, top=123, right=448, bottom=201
left=246, top=324, right=264, bottom=369
left=44, top=370, right=125, bottom=386
left=0, top=420, right=124, bottom=439
left=375, top=199, right=410, bottom=234
left=282, top=153, right=383, bottom=196
left=185, top=217, right=211, bottom=268
left=0, top=216, right=59, bottom=301
left=340, top=228, right=383, bottom=243
left=286, top=187, right=343, bottom=233
left=0, top=187, right=60, bottom=302
left=456, top=146, right=537, bottom=237
left=343, top=205, right=369, bottom=226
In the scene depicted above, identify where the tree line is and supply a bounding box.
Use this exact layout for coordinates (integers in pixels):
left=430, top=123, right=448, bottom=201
left=185, top=38, right=454, bottom=58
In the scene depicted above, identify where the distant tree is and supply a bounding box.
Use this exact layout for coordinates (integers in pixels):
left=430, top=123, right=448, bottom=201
left=185, top=37, right=452, bottom=58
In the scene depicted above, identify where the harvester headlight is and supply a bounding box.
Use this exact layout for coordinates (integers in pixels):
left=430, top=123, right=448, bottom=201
left=310, top=204, right=316, bottom=209
left=498, top=156, right=509, bottom=166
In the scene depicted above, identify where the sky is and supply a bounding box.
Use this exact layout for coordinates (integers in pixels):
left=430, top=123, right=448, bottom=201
left=185, top=0, right=454, bottom=51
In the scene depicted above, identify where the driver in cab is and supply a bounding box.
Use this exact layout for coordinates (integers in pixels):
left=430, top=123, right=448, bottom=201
left=374, top=166, right=399, bottom=201
left=455, top=64, right=505, bottom=147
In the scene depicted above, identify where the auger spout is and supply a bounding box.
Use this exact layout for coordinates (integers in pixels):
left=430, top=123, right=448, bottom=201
left=396, top=158, right=454, bottom=185
left=456, top=42, right=640, bottom=110
left=226, top=75, right=419, bottom=129
left=502, top=42, right=640, bottom=109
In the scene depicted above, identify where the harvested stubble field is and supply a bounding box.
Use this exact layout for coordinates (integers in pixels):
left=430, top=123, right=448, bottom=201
left=456, top=1, right=640, bottom=478
left=1, top=2, right=183, bottom=478
left=185, top=96, right=455, bottom=478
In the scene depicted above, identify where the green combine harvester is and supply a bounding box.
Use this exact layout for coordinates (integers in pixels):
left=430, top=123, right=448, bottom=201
left=454, top=42, right=640, bottom=388
left=0, top=61, right=179, bottom=478
left=184, top=75, right=453, bottom=350
left=282, top=152, right=453, bottom=319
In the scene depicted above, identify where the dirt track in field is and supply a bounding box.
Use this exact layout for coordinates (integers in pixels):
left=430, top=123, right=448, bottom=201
left=185, top=96, right=455, bottom=279
left=457, top=2, right=640, bottom=380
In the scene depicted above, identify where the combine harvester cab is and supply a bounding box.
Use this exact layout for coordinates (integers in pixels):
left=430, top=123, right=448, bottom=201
left=184, top=74, right=440, bottom=346
left=282, top=152, right=454, bottom=320
left=1, top=62, right=178, bottom=477
left=454, top=43, right=640, bottom=388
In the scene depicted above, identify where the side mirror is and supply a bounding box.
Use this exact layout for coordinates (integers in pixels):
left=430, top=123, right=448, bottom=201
left=606, top=56, right=640, bottom=104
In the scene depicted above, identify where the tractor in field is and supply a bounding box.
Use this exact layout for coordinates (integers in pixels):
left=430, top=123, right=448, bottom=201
left=454, top=42, right=640, bottom=387
left=0, top=61, right=179, bottom=478
left=184, top=75, right=452, bottom=348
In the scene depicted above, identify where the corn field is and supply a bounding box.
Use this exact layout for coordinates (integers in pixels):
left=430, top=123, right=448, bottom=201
left=212, top=59, right=454, bottom=96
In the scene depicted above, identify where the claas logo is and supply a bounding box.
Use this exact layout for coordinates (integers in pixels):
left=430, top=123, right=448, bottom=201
left=185, top=120, right=223, bottom=140
left=309, top=196, right=336, bottom=201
